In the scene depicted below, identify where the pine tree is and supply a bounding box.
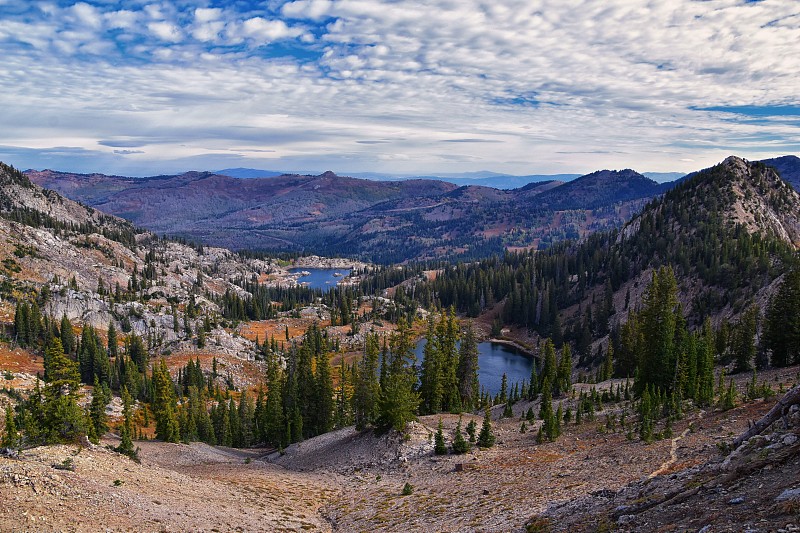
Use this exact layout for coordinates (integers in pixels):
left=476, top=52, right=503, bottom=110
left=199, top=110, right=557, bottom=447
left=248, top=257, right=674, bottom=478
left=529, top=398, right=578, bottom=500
left=638, top=386, right=653, bottom=443
left=466, top=419, right=477, bottom=442
left=88, top=377, right=109, bottom=443
left=419, top=316, right=442, bottom=415
left=539, top=339, right=557, bottom=393
left=377, top=370, right=420, bottom=432
left=764, top=268, right=800, bottom=367
left=732, top=304, right=758, bottom=373
left=636, top=267, right=680, bottom=395
left=451, top=416, right=469, bottom=454
left=107, top=321, right=119, bottom=360
left=502, top=399, right=513, bottom=418
left=477, top=406, right=495, bottom=448
left=60, top=314, right=75, bottom=355
left=556, top=344, right=572, bottom=396
left=44, top=387, right=87, bottom=444
left=117, top=386, right=136, bottom=458
left=2, top=404, right=18, bottom=448
left=313, top=346, right=334, bottom=435
left=376, top=318, right=421, bottom=432
left=456, top=321, right=479, bottom=411
left=696, top=319, right=716, bottom=407
left=602, top=343, right=614, bottom=381
left=528, top=361, right=539, bottom=400
left=434, top=418, right=447, bottom=455
left=151, top=359, right=180, bottom=443
left=439, top=308, right=461, bottom=413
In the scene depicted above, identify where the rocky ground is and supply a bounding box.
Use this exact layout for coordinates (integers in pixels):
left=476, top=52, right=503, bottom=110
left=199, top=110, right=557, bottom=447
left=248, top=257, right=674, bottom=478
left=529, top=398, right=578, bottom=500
left=1, top=367, right=799, bottom=532
left=0, top=439, right=338, bottom=533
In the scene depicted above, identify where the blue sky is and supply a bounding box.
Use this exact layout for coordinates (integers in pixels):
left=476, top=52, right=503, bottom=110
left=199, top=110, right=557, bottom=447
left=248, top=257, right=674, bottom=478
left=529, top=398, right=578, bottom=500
left=0, top=0, right=798, bottom=176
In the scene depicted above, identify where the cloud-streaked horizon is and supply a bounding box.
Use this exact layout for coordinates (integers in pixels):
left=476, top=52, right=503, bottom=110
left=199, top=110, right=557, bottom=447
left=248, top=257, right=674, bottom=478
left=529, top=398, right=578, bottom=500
left=0, top=0, right=798, bottom=176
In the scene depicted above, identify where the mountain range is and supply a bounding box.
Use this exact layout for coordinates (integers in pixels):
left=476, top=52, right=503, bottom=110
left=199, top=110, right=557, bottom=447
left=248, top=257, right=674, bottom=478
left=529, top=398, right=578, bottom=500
left=23, top=155, right=800, bottom=263
left=25, top=167, right=664, bottom=263
left=217, top=167, right=684, bottom=189
left=2, top=156, right=800, bottom=532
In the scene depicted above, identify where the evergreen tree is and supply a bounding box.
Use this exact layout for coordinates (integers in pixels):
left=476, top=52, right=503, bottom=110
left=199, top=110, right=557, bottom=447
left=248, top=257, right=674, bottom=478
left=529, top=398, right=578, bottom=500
left=419, top=316, right=442, bottom=415
left=539, top=339, right=557, bottom=394
left=151, top=359, right=180, bottom=442
left=438, top=308, right=461, bottom=413
left=636, top=267, right=679, bottom=395
left=43, top=339, right=86, bottom=443
left=456, top=321, right=480, bottom=412
left=2, top=404, right=18, bottom=448
left=601, top=343, right=614, bottom=381
left=313, top=347, right=334, bottom=435
left=477, top=406, right=495, bottom=448
left=732, top=304, right=758, bottom=373
left=451, top=416, right=469, bottom=454
left=376, top=318, right=421, bottom=432
left=466, top=419, right=477, bottom=442
left=434, top=418, right=447, bottom=455
left=764, top=269, right=800, bottom=367
left=556, top=344, right=572, bottom=396
left=696, top=319, right=716, bottom=407
left=60, top=314, right=75, bottom=355
left=353, top=333, right=381, bottom=430
left=88, top=377, right=109, bottom=443
left=502, top=398, right=513, bottom=418
left=638, top=386, right=653, bottom=443
left=107, top=322, right=118, bottom=360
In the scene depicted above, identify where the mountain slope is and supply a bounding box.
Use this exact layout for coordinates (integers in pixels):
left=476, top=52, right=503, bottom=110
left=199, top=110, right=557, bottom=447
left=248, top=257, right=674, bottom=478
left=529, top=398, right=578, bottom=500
left=529, top=169, right=665, bottom=210
left=0, top=161, right=277, bottom=367
left=420, top=155, right=800, bottom=362
left=761, top=154, right=800, bottom=192
left=27, top=165, right=671, bottom=262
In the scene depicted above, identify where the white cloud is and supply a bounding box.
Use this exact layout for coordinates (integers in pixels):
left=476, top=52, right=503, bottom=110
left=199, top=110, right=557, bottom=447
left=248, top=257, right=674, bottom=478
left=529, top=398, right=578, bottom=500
left=195, top=7, right=223, bottom=23
left=282, top=0, right=334, bottom=21
left=0, top=0, right=798, bottom=175
left=105, top=10, right=139, bottom=30
left=70, top=2, right=103, bottom=29
left=148, top=21, right=182, bottom=42
left=240, top=17, right=304, bottom=43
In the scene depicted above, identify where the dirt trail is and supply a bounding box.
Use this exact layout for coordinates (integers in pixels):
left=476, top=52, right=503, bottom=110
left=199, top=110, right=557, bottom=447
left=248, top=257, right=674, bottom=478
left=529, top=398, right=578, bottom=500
left=648, top=427, right=691, bottom=479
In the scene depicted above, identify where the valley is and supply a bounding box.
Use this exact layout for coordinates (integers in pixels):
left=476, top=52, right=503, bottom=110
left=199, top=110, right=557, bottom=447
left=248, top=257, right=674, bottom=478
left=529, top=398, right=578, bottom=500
left=1, top=156, right=800, bottom=531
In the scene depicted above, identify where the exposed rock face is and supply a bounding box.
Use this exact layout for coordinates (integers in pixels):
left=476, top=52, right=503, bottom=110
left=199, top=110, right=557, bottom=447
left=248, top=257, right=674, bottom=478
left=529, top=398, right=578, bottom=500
left=0, top=162, right=332, bottom=363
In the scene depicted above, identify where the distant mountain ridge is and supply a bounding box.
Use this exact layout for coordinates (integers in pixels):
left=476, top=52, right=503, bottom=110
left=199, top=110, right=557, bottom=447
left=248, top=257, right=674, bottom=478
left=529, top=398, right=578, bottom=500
left=761, top=155, right=800, bottom=191
left=215, top=167, right=683, bottom=189
left=26, top=165, right=676, bottom=262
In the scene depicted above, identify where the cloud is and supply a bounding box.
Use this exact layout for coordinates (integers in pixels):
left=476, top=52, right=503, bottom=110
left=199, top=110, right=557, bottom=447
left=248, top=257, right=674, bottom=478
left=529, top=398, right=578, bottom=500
left=148, top=21, right=183, bottom=42
left=0, top=0, right=798, bottom=176
left=70, top=2, right=103, bottom=29
left=240, top=17, right=304, bottom=43
left=98, top=140, right=148, bottom=148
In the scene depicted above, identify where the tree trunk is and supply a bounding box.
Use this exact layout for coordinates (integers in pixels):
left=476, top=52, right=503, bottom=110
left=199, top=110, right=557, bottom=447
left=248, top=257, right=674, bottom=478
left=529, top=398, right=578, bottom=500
left=731, top=384, right=800, bottom=449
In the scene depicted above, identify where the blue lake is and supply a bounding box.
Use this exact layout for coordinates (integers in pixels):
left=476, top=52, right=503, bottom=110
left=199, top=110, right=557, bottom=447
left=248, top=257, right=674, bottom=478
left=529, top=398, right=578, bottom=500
left=290, top=268, right=351, bottom=292
left=413, top=339, right=533, bottom=397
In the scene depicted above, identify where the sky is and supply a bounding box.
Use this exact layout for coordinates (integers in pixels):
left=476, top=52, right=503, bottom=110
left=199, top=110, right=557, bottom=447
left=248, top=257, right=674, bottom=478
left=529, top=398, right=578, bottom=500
left=0, top=0, right=798, bottom=177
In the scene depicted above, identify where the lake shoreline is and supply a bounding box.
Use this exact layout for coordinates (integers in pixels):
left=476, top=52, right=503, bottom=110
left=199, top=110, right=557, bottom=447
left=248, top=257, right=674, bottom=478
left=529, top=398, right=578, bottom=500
left=486, top=338, right=539, bottom=361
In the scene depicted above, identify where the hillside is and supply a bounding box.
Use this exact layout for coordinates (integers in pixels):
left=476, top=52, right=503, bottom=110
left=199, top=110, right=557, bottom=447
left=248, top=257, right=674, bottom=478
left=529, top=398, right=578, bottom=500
left=527, top=169, right=665, bottom=210
left=3, top=157, right=800, bottom=532
left=762, top=155, right=800, bottom=192
left=27, top=167, right=669, bottom=263
left=0, top=161, right=333, bottom=377
left=2, top=369, right=798, bottom=532
left=414, top=155, right=800, bottom=374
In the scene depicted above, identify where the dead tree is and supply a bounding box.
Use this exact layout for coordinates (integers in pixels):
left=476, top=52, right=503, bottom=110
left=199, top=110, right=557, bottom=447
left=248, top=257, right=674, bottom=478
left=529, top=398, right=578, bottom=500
left=732, top=384, right=800, bottom=450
